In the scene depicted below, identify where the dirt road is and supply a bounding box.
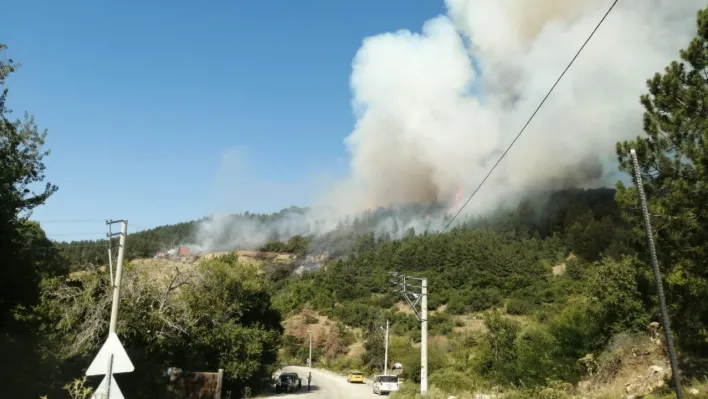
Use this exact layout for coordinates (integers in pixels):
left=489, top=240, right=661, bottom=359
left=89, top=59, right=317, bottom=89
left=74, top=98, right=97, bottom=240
left=257, top=366, right=380, bottom=399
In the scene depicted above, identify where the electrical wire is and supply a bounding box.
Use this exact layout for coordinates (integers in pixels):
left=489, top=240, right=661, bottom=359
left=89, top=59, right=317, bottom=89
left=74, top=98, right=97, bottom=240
left=55, top=236, right=175, bottom=249
left=46, top=232, right=107, bottom=237
left=441, top=0, right=620, bottom=234
left=34, top=219, right=105, bottom=224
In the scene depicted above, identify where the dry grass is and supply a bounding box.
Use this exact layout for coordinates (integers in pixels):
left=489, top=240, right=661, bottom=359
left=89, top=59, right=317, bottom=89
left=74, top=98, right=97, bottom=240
left=282, top=310, right=335, bottom=346
left=130, top=257, right=201, bottom=284
left=394, top=301, right=416, bottom=315
left=452, top=314, right=487, bottom=333
left=429, top=304, right=447, bottom=315
left=577, top=332, right=672, bottom=398
left=347, top=341, right=366, bottom=358
left=552, top=263, right=567, bottom=276
left=451, top=312, right=529, bottom=334
left=128, top=250, right=296, bottom=283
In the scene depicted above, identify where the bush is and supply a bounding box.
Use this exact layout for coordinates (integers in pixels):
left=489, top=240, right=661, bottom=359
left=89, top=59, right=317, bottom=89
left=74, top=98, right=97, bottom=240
left=319, top=355, right=363, bottom=373
left=506, top=298, right=534, bottom=315
left=447, top=288, right=503, bottom=315
left=549, top=299, right=603, bottom=361
left=586, top=257, right=650, bottom=339
left=429, top=369, right=480, bottom=394
left=514, top=326, right=565, bottom=385
left=340, top=327, right=357, bottom=347
left=429, top=313, right=456, bottom=335
left=504, top=382, right=572, bottom=399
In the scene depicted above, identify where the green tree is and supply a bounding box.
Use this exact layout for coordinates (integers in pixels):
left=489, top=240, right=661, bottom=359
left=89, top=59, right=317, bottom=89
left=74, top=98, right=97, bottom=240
left=586, top=257, right=650, bottom=338
left=615, top=6, right=708, bottom=351
left=0, top=44, right=69, bottom=399
left=0, top=43, right=60, bottom=324
left=476, top=310, right=520, bottom=382
left=513, top=326, right=559, bottom=386
left=183, top=255, right=283, bottom=394
left=38, top=255, right=283, bottom=397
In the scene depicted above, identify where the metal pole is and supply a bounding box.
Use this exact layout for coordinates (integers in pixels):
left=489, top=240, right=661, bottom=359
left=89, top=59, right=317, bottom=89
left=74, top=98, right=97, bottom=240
left=629, top=149, right=683, bottom=398
left=384, top=320, right=389, bottom=375
left=109, top=220, right=127, bottom=334
left=420, top=278, right=428, bottom=395
left=106, top=353, right=114, bottom=399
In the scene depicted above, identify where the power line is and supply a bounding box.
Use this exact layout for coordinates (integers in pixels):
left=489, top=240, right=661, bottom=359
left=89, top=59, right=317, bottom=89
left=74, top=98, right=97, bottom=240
left=54, top=236, right=183, bottom=249
left=35, top=219, right=105, bottom=224
left=441, top=0, right=620, bottom=234
left=47, top=232, right=107, bottom=237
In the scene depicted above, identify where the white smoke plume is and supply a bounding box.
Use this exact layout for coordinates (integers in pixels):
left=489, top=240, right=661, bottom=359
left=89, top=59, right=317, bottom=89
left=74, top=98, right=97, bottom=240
left=192, top=0, right=702, bottom=253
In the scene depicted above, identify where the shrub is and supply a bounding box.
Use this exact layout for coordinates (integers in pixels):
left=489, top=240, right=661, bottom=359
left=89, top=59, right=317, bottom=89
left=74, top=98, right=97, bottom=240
left=429, top=369, right=480, bottom=394
left=506, top=298, right=534, bottom=315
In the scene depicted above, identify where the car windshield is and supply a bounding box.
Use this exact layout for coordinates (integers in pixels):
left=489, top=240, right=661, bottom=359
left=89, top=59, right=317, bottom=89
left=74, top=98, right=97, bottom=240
left=380, top=376, right=398, bottom=383
left=352, top=372, right=362, bottom=376
left=279, top=376, right=290, bottom=382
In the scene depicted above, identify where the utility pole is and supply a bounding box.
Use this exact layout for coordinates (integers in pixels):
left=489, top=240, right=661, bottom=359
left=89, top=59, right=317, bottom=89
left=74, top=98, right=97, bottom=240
left=629, top=149, right=683, bottom=399
left=107, top=220, right=128, bottom=334
left=384, top=319, right=389, bottom=375
left=308, top=328, right=312, bottom=368
left=420, top=278, right=428, bottom=393
left=389, top=272, right=428, bottom=395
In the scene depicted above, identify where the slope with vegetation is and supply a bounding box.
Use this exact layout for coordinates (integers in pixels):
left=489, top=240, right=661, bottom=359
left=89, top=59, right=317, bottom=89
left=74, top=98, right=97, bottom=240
left=271, top=6, right=708, bottom=399
left=1, top=4, right=707, bottom=399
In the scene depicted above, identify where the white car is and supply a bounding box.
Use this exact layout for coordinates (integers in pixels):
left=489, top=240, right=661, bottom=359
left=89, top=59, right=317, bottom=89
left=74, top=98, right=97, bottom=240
left=372, top=374, right=400, bottom=395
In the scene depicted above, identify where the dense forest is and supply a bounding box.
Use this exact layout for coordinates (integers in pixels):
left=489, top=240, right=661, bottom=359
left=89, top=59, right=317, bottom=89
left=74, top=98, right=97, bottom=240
left=269, top=188, right=646, bottom=386
left=54, top=187, right=621, bottom=266
left=1, top=4, right=707, bottom=399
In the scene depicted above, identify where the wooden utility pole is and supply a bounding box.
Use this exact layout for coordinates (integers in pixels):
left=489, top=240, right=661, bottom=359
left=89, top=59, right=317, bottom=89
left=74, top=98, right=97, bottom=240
left=107, top=220, right=128, bottom=334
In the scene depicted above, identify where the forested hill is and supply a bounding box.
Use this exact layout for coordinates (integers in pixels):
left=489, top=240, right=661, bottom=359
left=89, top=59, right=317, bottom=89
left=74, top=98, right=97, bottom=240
left=55, top=187, right=626, bottom=266
left=53, top=206, right=309, bottom=265
left=55, top=220, right=197, bottom=264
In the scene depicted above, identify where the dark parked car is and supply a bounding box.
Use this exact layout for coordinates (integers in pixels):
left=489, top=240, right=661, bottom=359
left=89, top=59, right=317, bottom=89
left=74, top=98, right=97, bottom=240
left=275, top=372, right=301, bottom=393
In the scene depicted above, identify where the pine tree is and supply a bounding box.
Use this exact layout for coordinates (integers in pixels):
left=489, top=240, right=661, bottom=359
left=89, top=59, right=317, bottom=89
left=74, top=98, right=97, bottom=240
left=615, top=6, right=708, bottom=350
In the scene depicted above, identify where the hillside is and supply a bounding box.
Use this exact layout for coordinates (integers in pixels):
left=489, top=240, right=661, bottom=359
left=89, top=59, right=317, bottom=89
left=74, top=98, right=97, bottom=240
left=261, top=182, right=708, bottom=397
left=53, top=207, right=311, bottom=265
left=55, top=187, right=622, bottom=266
left=46, top=180, right=708, bottom=398
left=5, top=7, right=708, bottom=397
left=52, top=184, right=708, bottom=397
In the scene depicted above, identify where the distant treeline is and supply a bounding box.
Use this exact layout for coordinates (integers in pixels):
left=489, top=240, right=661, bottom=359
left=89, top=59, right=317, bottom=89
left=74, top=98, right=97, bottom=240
left=55, top=187, right=622, bottom=267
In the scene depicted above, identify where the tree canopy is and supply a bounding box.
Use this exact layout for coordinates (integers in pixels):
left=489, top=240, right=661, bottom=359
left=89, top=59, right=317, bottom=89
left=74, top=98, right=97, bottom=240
left=616, top=6, right=708, bottom=350
left=0, top=43, right=64, bottom=325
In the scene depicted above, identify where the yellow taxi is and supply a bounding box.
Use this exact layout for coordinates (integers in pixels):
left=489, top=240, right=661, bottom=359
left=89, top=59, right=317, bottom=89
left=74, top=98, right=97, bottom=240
left=346, top=371, right=365, bottom=384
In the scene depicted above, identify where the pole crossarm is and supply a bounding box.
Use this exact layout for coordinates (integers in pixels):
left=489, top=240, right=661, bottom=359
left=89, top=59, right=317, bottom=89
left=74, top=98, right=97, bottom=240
left=388, top=271, right=428, bottom=394
left=402, top=291, right=422, bottom=321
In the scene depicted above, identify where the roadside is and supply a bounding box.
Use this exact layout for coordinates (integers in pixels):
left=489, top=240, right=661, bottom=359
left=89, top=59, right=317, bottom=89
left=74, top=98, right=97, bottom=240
left=256, top=365, right=379, bottom=398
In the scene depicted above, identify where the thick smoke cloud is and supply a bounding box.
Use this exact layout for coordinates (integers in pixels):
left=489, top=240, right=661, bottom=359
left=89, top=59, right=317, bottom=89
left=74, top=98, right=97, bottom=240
left=192, top=0, right=702, bottom=253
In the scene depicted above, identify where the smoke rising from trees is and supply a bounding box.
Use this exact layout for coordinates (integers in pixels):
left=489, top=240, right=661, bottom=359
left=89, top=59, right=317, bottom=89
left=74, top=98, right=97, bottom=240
left=194, top=0, right=702, bottom=252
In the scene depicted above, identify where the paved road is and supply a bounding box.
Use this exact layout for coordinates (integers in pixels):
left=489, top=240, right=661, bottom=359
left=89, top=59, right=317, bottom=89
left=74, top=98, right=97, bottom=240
left=257, top=366, right=380, bottom=399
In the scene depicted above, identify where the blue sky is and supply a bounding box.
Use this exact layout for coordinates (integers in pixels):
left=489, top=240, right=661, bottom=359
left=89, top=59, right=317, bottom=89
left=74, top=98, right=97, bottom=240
left=3, top=0, right=446, bottom=241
